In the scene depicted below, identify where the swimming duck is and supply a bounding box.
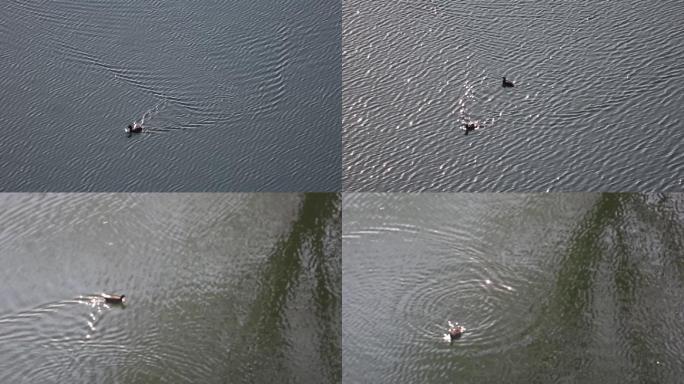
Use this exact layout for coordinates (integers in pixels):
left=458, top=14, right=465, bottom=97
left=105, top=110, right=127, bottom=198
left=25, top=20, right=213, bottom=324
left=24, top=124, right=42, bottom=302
left=464, top=122, right=477, bottom=135
left=126, top=122, right=143, bottom=133
left=448, top=321, right=465, bottom=340
left=502, top=77, right=514, bottom=88
left=101, top=293, right=126, bottom=304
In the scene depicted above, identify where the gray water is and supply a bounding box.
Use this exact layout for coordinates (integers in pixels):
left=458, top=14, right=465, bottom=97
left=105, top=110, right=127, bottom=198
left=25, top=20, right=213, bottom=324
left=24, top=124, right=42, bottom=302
left=0, top=193, right=340, bottom=383
left=343, top=0, right=684, bottom=191
left=0, top=0, right=340, bottom=191
left=343, top=193, right=684, bottom=383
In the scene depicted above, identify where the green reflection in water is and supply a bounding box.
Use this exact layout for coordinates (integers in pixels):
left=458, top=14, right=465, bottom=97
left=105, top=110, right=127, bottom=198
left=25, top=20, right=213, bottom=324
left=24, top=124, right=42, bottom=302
left=529, top=193, right=682, bottom=382
left=240, top=193, right=341, bottom=383
left=527, top=193, right=622, bottom=380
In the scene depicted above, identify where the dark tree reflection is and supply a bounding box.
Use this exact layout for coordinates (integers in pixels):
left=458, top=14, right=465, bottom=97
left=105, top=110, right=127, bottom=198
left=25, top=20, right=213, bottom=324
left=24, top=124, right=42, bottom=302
left=526, top=193, right=684, bottom=383
left=239, top=193, right=341, bottom=383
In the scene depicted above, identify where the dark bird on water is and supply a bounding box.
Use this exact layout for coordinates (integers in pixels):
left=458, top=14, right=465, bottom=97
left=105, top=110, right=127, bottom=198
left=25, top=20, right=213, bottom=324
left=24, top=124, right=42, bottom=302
left=502, top=77, right=514, bottom=88
left=448, top=321, right=466, bottom=340
left=126, top=122, right=143, bottom=134
left=464, top=122, right=478, bottom=135
left=101, top=293, right=126, bottom=304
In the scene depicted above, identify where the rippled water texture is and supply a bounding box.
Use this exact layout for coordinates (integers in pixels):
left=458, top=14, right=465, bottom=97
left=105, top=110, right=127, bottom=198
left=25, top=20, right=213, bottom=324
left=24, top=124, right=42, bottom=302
left=343, top=0, right=684, bottom=191
left=343, top=193, right=684, bottom=383
left=0, top=193, right=340, bottom=383
left=0, top=0, right=340, bottom=191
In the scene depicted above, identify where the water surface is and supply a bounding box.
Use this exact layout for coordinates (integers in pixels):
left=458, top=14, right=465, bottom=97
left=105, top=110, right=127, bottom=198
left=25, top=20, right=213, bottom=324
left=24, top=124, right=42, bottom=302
left=343, top=0, right=684, bottom=191
left=0, top=193, right=340, bottom=383
left=343, top=193, right=684, bottom=383
left=1, top=0, right=340, bottom=191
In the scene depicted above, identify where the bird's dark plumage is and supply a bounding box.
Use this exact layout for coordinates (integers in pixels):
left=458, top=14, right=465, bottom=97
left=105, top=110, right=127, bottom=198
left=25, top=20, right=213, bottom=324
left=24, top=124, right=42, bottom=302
left=101, top=294, right=126, bottom=304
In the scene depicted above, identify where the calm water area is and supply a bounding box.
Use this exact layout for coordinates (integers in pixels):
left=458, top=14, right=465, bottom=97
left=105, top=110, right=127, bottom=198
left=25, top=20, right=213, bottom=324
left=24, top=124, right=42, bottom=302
left=0, top=193, right=340, bottom=383
left=343, top=193, right=684, bottom=383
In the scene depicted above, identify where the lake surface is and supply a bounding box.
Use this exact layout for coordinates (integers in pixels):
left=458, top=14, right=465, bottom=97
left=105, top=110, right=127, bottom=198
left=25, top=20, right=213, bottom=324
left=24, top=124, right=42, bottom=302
left=0, top=193, right=340, bottom=383
left=343, top=0, right=684, bottom=191
left=343, top=193, right=684, bottom=383
left=0, top=1, right=340, bottom=191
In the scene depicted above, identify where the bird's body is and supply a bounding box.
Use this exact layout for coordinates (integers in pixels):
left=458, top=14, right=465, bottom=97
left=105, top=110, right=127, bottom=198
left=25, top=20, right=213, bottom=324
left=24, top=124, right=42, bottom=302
left=464, top=122, right=478, bottom=135
left=126, top=122, right=143, bottom=133
left=502, top=77, right=514, bottom=87
left=447, top=321, right=465, bottom=340
left=101, top=293, right=126, bottom=304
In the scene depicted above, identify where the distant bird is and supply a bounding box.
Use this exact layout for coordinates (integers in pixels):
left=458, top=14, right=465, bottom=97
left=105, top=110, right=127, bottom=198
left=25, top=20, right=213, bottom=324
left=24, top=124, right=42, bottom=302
left=126, top=122, right=143, bottom=134
left=448, top=321, right=466, bottom=340
left=101, top=293, right=126, bottom=304
left=464, top=122, right=478, bottom=135
left=502, top=77, right=514, bottom=88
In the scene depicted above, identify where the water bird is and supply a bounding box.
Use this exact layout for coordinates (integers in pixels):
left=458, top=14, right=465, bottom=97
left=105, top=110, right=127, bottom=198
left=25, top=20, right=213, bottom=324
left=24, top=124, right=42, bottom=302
left=126, top=122, right=143, bottom=134
left=464, top=122, right=478, bottom=135
left=502, top=77, right=514, bottom=88
left=447, top=321, right=465, bottom=340
left=101, top=293, right=126, bottom=304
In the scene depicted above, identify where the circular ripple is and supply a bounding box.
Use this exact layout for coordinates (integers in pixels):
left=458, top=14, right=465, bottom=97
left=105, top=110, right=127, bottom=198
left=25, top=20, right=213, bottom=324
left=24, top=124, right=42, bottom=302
left=393, top=259, right=534, bottom=357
